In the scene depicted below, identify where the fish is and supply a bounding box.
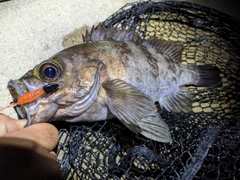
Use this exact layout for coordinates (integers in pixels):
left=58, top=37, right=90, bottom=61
left=7, top=24, right=222, bottom=143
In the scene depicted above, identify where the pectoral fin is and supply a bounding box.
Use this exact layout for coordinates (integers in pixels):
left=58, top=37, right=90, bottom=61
left=138, top=112, right=172, bottom=143
left=103, top=79, right=172, bottom=143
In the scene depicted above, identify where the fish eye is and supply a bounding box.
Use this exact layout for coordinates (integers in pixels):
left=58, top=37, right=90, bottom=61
left=43, top=67, right=56, bottom=79
left=34, top=59, right=62, bottom=82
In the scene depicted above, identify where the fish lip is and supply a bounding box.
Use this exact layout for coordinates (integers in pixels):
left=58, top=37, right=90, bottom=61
left=8, top=79, right=25, bottom=96
left=7, top=79, right=31, bottom=123
left=8, top=80, right=61, bottom=126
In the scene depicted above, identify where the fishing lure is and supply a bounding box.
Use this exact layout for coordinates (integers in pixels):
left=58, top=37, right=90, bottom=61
left=0, top=84, right=58, bottom=112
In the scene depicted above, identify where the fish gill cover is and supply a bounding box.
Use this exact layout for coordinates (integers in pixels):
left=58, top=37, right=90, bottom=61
left=53, top=1, right=240, bottom=179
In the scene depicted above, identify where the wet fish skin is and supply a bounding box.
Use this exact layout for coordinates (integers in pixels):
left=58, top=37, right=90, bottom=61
left=7, top=24, right=222, bottom=143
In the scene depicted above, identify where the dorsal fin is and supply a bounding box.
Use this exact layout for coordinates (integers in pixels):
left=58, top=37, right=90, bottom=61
left=83, top=24, right=183, bottom=62
left=82, top=23, right=143, bottom=44
left=142, top=37, right=184, bottom=62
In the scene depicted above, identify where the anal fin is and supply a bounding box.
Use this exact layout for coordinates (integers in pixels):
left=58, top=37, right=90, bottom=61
left=159, top=87, right=193, bottom=113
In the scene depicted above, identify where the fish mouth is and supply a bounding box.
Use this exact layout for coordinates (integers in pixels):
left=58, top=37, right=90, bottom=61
left=7, top=79, right=32, bottom=124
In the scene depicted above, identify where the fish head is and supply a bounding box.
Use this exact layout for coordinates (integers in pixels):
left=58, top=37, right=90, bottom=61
left=8, top=50, right=106, bottom=126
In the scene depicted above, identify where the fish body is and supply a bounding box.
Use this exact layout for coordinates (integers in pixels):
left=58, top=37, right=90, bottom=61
left=7, top=25, right=222, bottom=143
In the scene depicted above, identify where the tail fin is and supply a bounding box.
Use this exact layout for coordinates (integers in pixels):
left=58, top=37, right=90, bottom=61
left=195, top=65, right=222, bottom=88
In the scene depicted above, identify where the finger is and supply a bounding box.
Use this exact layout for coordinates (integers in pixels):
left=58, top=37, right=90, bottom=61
left=2, top=123, right=59, bottom=151
left=49, top=151, right=58, bottom=160
left=0, top=114, right=27, bottom=136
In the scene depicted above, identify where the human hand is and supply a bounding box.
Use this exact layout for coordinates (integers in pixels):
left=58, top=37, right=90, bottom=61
left=0, top=114, right=62, bottom=180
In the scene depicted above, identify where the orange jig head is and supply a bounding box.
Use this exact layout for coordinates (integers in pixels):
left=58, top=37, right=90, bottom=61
left=16, top=83, right=59, bottom=106
left=0, top=84, right=58, bottom=112
left=16, top=88, right=45, bottom=105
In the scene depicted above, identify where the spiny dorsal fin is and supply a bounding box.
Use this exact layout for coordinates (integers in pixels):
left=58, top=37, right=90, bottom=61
left=82, top=23, right=143, bottom=44
left=142, top=37, right=184, bottom=62
left=83, top=24, right=183, bottom=62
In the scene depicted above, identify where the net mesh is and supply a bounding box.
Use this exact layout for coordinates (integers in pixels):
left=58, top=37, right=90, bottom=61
left=53, top=1, right=240, bottom=179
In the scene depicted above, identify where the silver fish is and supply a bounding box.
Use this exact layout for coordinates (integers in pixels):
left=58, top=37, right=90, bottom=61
left=7, top=24, right=222, bottom=143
